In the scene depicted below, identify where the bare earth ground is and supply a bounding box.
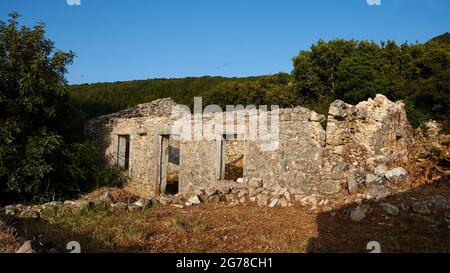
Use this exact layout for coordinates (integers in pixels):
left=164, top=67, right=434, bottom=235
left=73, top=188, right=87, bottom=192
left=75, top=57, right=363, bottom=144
left=1, top=183, right=449, bottom=253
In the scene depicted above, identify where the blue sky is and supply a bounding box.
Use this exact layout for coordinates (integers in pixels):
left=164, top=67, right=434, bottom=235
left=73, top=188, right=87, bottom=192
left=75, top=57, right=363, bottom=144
left=0, top=0, right=449, bottom=84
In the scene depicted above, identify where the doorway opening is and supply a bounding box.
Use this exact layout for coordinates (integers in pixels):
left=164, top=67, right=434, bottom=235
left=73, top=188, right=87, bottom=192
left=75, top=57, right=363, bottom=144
left=159, top=135, right=180, bottom=195
left=221, top=134, right=244, bottom=181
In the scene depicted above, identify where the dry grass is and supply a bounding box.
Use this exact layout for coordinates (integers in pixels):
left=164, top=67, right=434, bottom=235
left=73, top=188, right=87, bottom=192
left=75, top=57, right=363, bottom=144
left=1, top=184, right=449, bottom=253
left=0, top=219, right=20, bottom=253
left=81, top=187, right=140, bottom=203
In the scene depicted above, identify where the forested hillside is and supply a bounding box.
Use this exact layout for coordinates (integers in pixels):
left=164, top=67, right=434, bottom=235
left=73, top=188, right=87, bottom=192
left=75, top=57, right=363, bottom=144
left=70, top=76, right=262, bottom=118
left=70, top=34, right=450, bottom=131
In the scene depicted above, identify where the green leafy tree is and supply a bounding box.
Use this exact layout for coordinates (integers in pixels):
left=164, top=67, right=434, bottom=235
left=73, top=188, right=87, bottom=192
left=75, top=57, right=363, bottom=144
left=0, top=13, right=122, bottom=203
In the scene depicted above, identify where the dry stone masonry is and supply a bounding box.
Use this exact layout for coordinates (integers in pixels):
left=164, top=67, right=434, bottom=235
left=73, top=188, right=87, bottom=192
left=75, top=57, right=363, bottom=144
left=86, top=94, right=417, bottom=206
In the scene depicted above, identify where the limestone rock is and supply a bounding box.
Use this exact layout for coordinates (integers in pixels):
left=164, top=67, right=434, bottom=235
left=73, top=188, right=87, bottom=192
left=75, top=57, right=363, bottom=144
left=99, top=191, right=115, bottom=203
left=188, top=195, right=201, bottom=205
left=300, top=195, right=318, bottom=206
left=208, top=195, right=221, bottom=203
left=366, top=185, right=391, bottom=201
left=350, top=204, right=370, bottom=222
left=109, top=202, right=128, bottom=212
left=16, top=240, right=44, bottom=254
left=19, top=208, right=39, bottom=219
left=374, top=165, right=388, bottom=177
left=127, top=203, right=141, bottom=212
left=257, top=194, right=269, bottom=206
left=347, top=177, right=359, bottom=195
left=279, top=198, right=288, bottom=207
left=4, top=205, right=18, bottom=216
left=268, top=198, right=279, bottom=208
left=157, top=195, right=172, bottom=205
left=134, top=197, right=152, bottom=209
left=328, top=100, right=350, bottom=118
left=319, top=180, right=341, bottom=195
left=384, top=167, right=407, bottom=183
left=380, top=203, right=399, bottom=216
left=309, top=112, right=326, bottom=122
left=204, top=187, right=217, bottom=196
left=365, top=174, right=382, bottom=187
left=249, top=178, right=263, bottom=188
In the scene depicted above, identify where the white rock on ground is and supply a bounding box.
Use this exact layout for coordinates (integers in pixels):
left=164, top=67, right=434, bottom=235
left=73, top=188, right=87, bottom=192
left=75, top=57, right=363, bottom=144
left=374, top=165, right=388, bottom=177
left=188, top=195, right=201, bottom=205
left=384, top=167, right=407, bottom=183
left=268, top=198, right=279, bottom=208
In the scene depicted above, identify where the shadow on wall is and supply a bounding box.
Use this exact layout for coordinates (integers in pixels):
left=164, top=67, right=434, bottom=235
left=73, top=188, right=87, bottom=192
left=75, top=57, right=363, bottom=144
left=307, top=182, right=450, bottom=253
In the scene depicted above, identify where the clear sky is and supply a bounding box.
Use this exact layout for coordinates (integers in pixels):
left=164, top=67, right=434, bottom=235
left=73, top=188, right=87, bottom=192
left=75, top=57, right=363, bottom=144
left=0, top=0, right=449, bottom=84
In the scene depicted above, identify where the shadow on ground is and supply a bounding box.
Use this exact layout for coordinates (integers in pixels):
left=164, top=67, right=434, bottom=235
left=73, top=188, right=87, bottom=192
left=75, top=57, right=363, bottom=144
left=307, top=183, right=450, bottom=253
left=0, top=213, right=110, bottom=253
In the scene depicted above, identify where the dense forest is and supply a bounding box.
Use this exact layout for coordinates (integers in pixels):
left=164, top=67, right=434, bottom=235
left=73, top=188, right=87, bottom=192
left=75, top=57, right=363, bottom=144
left=70, top=32, right=450, bottom=131
left=1, top=12, right=449, bottom=204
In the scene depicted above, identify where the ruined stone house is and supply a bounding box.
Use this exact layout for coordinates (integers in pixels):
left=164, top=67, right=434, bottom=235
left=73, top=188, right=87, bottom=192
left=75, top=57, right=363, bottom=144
left=87, top=94, right=414, bottom=199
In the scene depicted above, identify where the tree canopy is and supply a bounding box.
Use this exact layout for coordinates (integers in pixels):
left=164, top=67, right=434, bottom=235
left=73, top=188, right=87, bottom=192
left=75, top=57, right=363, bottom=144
left=0, top=13, right=122, bottom=203
left=70, top=34, right=450, bottom=131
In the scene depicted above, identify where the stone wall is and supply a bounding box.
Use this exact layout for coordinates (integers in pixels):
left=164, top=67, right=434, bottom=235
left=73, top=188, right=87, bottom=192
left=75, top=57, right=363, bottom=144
left=86, top=95, right=415, bottom=199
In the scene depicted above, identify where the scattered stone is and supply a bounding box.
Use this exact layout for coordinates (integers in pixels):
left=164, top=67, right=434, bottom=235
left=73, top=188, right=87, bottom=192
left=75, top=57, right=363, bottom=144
left=411, top=201, right=431, bottom=215
left=217, top=186, right=231, bottom=194
left=16, top=240, right=44, bottom=254
left=333, top=162, right=351, bottom=172
left=428, top=195, right=448, bottom=210
left=300, top=195, right=318, bottom=206
left=268, top=198, right=279, bottom=208
left=347, top=177, right=359, bottom=195
left=374, top=165, right=388, bottom=177
left=127, top=203, right=141, bottom=212
left=188, top=195, right=201, bottom=205
left=237, top=190, right=247, bottom=198
left=365, top=174, right=382, bottom=187
left=133, top=197, right=152, bottom=209
left=279, top=198, right=288, bottom=207
left=64, top=200, right=92, bottom=212
left=157, top=195, right=172, bottom=205
left=208, top=195, right=221, bottom=203
left=249, top=178, right=263, bottom=188
left=99, top=190, right=115, bottom=203
left=319, top=180, right=341, bottom=195
left=294, top=195, right=303, bottom=202
left=204, top=187, right=217, bottom=196
left=172, top=204, right=184, bottom=209
left=236, top=178, right=244, bottom=183
left=19, top=208, right=39, bottom=219
left=283, top=192, right=291, bottom=202
left=257, top=194, right=269, bottom=206
left=380, top=203, right=399, bottom=216
left=350, top=204, right=370, bottom=222
left=109, top=202, right=128, bottom=212
left=384, top=167, right=407, bottom=183
left=4, top=205, right=18, bottom=216
left=366, top=156, right=388, bottom=168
